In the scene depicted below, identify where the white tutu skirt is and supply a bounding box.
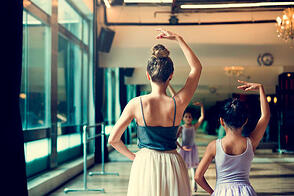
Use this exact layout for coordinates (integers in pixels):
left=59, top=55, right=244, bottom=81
left=127, top=148, right=191, bottom=196
left=212, top=182, right=257, bottom=196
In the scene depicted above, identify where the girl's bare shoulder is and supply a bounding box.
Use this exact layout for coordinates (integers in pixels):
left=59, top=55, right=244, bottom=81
left=206, top=140, right=216, bottom=156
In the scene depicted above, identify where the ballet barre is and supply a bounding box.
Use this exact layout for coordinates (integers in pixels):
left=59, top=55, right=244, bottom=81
left=88, top=123, right=119, bottom=176
left=64, top=122, right=117, bottom=193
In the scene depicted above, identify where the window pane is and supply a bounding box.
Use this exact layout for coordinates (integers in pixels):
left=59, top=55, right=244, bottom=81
left=31, top=0, right=51, bottom=15
left=24, top=138, right=49, bottom=177
left=57, top=132, right=82, bottom=164
left=57, top=34, right=82, bottom=126
left=21, top=11, right=51, bottom=130
left=21, top=11, right=28, bottom=129
left=58, top=0, right=82, bottom=40
left=83, top=52, right=88, bottom=124
left=24, top=138, right=49, bottom=162
left=57, top=133, right=81, bottom=152
left=83, top=20, right=89, bottom=44
left=57, top=34, right=82, bottom=164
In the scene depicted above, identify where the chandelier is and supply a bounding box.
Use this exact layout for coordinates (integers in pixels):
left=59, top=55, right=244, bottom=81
left=224, top=66, right=244, bottom=77
left=276, top=8, right=294, bottom=41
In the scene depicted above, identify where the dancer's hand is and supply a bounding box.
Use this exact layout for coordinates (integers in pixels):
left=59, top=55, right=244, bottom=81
left=237, top=80, right=262, bottom=91
left=130, top=153, right=136, bottom=161
left=183, top=146, right=192, bottom=152
left=156, top=28, right=180, bottom=40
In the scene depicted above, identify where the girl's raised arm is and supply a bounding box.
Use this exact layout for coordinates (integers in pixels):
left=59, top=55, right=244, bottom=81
left=156, top=29, right=202, bottom=108
left=237, top=80, right=270, bottom=150
left=193, top=102, right=204, bottom=129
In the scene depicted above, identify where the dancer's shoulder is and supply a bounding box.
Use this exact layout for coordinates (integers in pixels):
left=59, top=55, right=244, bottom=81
left=205, top=140, right=216, bottom=157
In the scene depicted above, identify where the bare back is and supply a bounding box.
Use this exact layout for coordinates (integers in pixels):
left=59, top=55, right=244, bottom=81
left=134, top=94, right=184, bottom=127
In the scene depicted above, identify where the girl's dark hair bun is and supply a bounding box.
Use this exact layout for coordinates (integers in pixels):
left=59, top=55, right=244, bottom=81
left=220, top=98, right=248, bottom=129
left=152, top=44, right=170, bottom=58
left=230, top=99, right=238, bottom=110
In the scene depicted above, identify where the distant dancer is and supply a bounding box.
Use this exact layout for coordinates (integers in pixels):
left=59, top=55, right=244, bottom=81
left=168, top=85, right=204, bottom=192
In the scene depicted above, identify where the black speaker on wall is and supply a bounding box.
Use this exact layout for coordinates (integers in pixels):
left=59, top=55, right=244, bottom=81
left=98, top=27, right=115, bottom=53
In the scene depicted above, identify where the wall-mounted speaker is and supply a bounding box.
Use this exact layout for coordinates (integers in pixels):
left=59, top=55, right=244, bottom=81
left=98, top=27, right=115, bottom=53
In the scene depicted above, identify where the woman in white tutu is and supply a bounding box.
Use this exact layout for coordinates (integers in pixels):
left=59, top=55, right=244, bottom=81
left=108, top=29, right=202, bottom=196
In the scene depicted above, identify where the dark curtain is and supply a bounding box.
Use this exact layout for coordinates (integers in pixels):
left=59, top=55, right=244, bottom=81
left=267, top=98, right=278, bottom=143
left=119, top=68, right=130, bottom=144
left=94, top=2, right=108, bottom=162
left=205, top=103, right=219, bottom=135
left=1, top=1, right=28, bottom=195
left=94, top=67, right=109, bottom=163
left=278, top=72, right=294, bottom=150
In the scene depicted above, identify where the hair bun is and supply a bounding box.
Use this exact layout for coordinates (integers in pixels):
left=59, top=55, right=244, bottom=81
left=230, top=98, right=238, bottom=109
left=152, top=44, right=169, bottom=58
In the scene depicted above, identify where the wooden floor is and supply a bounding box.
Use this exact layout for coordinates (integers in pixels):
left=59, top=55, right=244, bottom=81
left=48, top=133, right=294, bottom=196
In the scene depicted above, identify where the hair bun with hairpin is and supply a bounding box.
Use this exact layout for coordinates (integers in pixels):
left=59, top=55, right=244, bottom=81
left=152, top=44, right=170, bottom=58
left=230, top=98, right=238, bottom=110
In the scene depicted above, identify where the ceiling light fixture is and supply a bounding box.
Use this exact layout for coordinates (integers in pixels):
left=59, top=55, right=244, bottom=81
left=224, top=66, right=244, bottom=77
left=181, top=2, right=294, bottom=9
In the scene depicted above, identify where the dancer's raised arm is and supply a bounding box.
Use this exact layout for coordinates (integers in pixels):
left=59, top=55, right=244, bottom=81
left=156, top=29, right=202, bottom=107
left=193, top=102, right=204, bottom=129
left=237, top=80, right=270, bottom=150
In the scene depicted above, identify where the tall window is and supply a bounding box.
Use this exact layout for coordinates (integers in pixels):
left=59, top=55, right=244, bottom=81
left=57, top=35, right=82, bottom=127
left=22, top=10, right=51, bottom=177
left=57, top=34, right=83, bottom=163
left=21, top=11, right=50, bottom=130
left=22, top=0, right=93, bottom=177
left=83, top=52, right=89, bottom=124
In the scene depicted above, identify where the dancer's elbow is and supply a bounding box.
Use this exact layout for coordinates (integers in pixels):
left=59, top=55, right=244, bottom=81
left=108, top=137, right=118, bottom=146
left=108, top=138, right=114, bottom=146
left=194, top=172, right=202, bottom=183
left=190, top=66, right=202, bottom=76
